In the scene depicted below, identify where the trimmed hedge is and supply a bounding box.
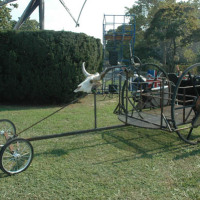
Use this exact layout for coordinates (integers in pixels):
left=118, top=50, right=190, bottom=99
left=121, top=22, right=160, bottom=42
left=0, top=30, right=102, bottom=104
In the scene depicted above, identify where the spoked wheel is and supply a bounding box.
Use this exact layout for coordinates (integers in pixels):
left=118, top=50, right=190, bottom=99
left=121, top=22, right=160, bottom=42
left=121, top=63, right=169, bottom=113
left=0, top=119, right=16, bottom=148
left=171, top=63, right=200, bottom=145
left=0, top=138, right=34, bottom=175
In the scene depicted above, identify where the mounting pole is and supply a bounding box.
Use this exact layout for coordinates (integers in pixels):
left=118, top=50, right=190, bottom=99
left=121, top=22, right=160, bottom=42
left=125, top=71, right=128, bottom=124
left=94, top=92, right=97, bottom=129
left=14, top=0, right=43, bottom=30
left=39, top=0, right=44, bottom=29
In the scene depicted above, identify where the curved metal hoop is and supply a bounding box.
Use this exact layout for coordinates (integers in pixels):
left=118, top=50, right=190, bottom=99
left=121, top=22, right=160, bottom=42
left=171, top=63, right=200, bottom=145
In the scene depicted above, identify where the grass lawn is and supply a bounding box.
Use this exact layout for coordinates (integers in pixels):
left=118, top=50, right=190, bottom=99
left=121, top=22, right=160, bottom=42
left=0, top=94, right=199, bottom=200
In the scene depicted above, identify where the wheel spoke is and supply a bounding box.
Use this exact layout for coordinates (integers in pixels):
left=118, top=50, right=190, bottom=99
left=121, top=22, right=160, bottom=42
left=187, top=127, right=193, bottom=140
left=19, top=146, right=27, bottom=155
left=3, top=158, right=13, bottom=166
left=0, top=120, right=16, bottom=146
left=4, top=150, right=13, bottom=156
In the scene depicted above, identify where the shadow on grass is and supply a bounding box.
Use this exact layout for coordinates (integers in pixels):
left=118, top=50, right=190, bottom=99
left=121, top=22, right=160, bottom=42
left=102, top=126, right=182, bottom=149
left=0, top=104, right=62, bottom=112
left=98, top=126, right=199, bottom=164
left=33, top=126, right=196, bottom=162
left=34, top=148, right=69, bottom=157
left=0, top=94, right=87, bottom=112
left=30, top=123, right=200, bottom=168
left=34, top=140, right=117, bottom=158
left=173, top=148, right=200, bottom=160
left=0, top=172, right=10, bottom=178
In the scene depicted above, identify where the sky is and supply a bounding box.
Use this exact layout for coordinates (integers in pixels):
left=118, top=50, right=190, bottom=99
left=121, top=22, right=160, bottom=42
left=11, top=0, right=136, bottom=41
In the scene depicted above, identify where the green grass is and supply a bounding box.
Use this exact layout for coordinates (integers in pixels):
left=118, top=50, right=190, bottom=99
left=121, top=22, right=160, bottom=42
left=0, top=94, right=199, bottom=200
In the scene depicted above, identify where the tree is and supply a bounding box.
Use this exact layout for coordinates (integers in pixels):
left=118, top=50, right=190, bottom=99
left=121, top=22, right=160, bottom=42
left=145, top=3, right=199, bottom=72
left=0, top=1, right=18, bottom=30
left=11, top=17, right=40, bottom=30
left=125, top=0, right=168, bottom=61
left=0, top=4, right=12, bottom=30
left=183, top=28, right=200, bottom=44
left=0, top=1, right=39, bottom=31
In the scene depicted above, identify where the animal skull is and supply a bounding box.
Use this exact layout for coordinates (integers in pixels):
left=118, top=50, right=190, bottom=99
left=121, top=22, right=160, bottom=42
left=74, top=62, right=101, bottom=93
left=74, top=62, right=115, bottom=93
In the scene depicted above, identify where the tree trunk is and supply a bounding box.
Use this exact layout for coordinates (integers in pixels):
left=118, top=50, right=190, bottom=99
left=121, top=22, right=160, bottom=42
left=161, top=41, right=167, bottom=72
left=171, top=37, right=176, bottom=73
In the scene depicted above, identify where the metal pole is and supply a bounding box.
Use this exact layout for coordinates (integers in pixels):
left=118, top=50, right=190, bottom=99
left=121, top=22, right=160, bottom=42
left=183, top=87, right=186, bottom=123
left=14, top=0, right=39, bottom=30
left=119, top=74, right=122, bottom=114
left=125, top=71, right=128, bottom=124
left=26, top=124, right=127, bottom=142
left=39, top=0, right=45, bottom=30
left=160, top=78, right=164, bottom=128
left=94, top=92, right=97, bottom=129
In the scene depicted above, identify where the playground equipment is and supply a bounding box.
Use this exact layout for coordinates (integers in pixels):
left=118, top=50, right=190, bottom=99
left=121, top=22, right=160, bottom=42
left=103, top=14, right=136, bottom=65
left=0, top=61, right=200, bottom=175
left=102, top=14, right=136, bottom=94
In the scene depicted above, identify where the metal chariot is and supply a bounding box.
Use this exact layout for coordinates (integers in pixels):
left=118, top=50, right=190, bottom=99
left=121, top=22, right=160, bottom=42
left=0, top=61, right=200, bottom=175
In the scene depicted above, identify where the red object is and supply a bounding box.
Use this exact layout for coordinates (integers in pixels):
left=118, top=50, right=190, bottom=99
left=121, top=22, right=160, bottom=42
left=146, top=74, right=161, bottom=88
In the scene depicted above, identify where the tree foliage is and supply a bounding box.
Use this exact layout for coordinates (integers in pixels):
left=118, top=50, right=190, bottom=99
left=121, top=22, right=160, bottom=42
left=125, top=0, right=200, bottom=71
left=0, top=2, right=39, bottom=31
left=0, top=3, right=12, bottom=30
left=125, top=0, right=167, bottom=62
left=12, top=17, right=40, bottom=30
left=145, top=3, right=199, bottom=72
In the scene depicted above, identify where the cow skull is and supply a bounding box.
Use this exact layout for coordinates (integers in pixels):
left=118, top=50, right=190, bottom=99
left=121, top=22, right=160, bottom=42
left=74, top=62, right=114, bottom=93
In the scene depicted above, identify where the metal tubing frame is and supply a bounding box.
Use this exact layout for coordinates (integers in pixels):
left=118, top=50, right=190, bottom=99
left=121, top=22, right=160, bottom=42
left=25, top=93, right=127, bottom=142
left=160, top=78, right=164, bottom=128
left=26, top=124, right=127, bottom=142
left=125, top=71, right=128, bottom=124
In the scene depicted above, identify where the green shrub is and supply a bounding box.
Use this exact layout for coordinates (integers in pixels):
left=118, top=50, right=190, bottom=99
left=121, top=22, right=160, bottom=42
left=0, top=30, right=103, bottom=104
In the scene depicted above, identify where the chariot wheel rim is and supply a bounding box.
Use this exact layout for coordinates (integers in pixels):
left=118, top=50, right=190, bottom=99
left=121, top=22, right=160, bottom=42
left=171, top=63, right=200, bottom=145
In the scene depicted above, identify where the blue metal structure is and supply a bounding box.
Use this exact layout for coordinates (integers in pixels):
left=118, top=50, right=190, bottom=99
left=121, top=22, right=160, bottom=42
left=103, top=14, right=136, bottom=66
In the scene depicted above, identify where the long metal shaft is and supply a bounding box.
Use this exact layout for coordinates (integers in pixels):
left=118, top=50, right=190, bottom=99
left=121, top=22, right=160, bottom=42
left=26, top=124, right=127, bottom=142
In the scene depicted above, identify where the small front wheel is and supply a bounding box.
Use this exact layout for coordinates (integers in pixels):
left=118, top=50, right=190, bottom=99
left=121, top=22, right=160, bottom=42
left=0, top=119, right=16, bottom=148
left=0, top=138, right=34, bottom=175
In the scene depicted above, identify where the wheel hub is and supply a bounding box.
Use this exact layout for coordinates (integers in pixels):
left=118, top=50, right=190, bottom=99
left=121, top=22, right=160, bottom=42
left=0, top=130, right=5, bottom=135
left=13, top=152, right=21, bottom=159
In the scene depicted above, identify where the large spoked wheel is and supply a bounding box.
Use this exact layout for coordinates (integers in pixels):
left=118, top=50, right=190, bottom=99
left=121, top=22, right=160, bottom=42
left=121, top=63, right=169, bottom=113
left=171, top=63, right=200, bottom=145
left=0, top=119, right=16, bottom=148
left=0, top=138, right=34, bottom=175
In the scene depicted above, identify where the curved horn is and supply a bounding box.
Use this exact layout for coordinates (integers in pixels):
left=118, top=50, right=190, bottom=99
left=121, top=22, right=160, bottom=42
left=100, top=66, right=119, bottom=79
left=82, top=62, right=92, bottom=77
